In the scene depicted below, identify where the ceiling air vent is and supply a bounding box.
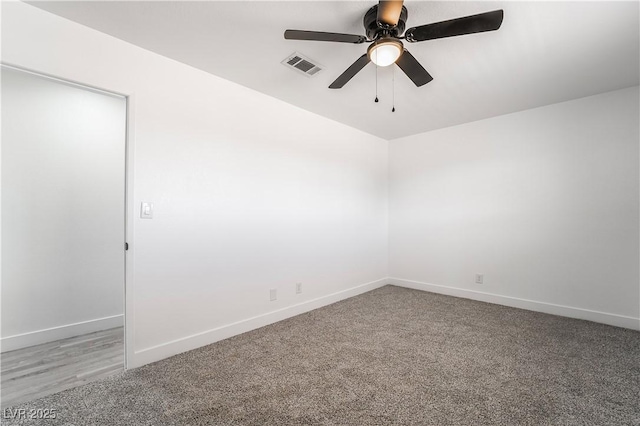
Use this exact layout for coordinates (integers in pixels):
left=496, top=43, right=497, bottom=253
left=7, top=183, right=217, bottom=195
left=282, top=52, right=323, bottom=77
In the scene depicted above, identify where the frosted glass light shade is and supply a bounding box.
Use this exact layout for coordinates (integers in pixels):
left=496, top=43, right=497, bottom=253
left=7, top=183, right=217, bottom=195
left=368, top=39, right=403, bottom=67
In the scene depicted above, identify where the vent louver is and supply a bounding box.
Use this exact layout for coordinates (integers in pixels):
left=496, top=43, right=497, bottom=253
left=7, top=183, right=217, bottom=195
left=282, top=52, right=323, bottom=77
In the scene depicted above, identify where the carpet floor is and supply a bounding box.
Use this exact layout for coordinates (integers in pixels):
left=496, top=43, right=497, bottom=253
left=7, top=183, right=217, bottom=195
left=2, top=285, right=639, bottom=425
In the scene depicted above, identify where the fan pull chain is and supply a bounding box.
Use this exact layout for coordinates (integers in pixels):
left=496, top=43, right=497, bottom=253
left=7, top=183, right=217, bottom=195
left=374, top=53, right=379, bottom=103
left=392, top=66, right=396, bottom=112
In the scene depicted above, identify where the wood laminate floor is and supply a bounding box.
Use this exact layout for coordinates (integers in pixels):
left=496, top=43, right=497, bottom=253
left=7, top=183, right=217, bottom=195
left=1, top=327, right=124, bottom=408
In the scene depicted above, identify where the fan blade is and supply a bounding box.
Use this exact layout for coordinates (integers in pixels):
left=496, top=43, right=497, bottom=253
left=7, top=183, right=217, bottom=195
left=377, top=0, right=404, bottom=27
left=329, top=54, right=371, bottom=89
left=284, top=30, right=366, bottom=44
left=395, top=50, right=433, bottom=87
left=405, top=10, right=504, bottom=42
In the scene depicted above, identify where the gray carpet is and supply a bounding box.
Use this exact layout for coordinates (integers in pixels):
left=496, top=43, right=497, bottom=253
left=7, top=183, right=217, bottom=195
left=2, top=285, right=639, bottom=425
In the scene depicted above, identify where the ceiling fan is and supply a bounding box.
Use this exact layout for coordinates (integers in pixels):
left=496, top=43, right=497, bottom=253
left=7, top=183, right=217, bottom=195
left=284, top=0, right=504, bottom=89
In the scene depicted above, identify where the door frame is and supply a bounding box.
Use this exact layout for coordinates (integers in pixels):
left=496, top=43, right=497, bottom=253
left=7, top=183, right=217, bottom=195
left=1, top=62, right=135, bottom=370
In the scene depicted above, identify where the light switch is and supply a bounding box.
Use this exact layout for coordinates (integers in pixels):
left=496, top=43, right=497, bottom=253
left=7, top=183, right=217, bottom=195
left=140, top=202, right=153, bottom=219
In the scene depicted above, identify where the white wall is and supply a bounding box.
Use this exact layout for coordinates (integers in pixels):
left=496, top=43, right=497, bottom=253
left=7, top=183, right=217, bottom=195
left=1, top=2, right=389, bottom=367
left=389, top=86, right=640, bottom=329
left=1, top=67, right=126, bottom=352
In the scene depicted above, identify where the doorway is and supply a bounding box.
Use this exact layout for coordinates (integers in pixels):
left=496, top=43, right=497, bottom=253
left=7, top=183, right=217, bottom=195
left=0, top=65, right=127, bottom=407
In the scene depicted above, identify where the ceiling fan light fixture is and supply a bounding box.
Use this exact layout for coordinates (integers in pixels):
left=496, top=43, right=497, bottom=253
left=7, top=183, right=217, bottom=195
left=284, top=1, right=504, bottom=89
left=368, top=38, right=403, bottom=67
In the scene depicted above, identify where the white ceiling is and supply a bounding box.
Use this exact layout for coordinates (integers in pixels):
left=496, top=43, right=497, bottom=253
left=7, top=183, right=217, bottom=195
left=29, top=1, right=639, bottom=140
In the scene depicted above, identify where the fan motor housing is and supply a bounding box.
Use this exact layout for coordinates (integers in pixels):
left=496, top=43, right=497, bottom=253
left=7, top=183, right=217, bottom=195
left=364, top=5, right=408, bottom=40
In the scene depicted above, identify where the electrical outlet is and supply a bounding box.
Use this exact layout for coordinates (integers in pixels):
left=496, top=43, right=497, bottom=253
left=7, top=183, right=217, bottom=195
left=270, top=288, right=277, bottom=301
left=475, top=274, right=484, bottom=284
left=296, top=283, right=302, bottom=294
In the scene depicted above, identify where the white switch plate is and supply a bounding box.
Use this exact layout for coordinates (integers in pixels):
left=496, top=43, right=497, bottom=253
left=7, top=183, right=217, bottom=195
left=140, top=202, right=153, bottom=219
left=296, top=283, right=302, bottom=294
left=270, top=289, right=277, bottom=301
left=475, top=274, right=484, bottom=284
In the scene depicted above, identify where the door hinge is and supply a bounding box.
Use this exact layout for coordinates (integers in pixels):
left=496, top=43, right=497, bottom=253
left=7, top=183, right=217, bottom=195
left=125, top=242, right=129, bottom=251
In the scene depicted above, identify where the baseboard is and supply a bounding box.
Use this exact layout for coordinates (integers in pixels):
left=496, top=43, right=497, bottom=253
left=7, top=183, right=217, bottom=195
left=1, top=314, right=124, bottom=353
left=389, top=277, right=640, bottom=331
left=131, top=278, right=389, bottom=368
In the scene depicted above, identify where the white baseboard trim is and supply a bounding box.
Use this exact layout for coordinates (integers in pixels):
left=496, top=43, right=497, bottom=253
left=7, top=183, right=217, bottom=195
left=1, top=314, right=124, bottom=353
left=131, top=278, right=389, bottom=368
left=389, top=277, right=640, bottom=331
